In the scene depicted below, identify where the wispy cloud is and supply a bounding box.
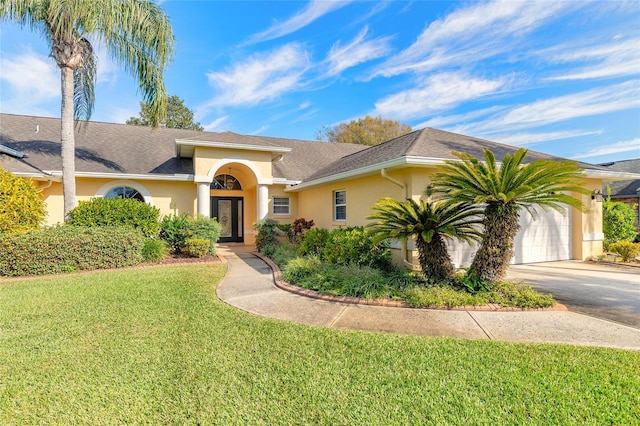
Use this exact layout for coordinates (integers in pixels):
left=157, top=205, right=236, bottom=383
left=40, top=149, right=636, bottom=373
left=202, top=43, right=309, bottom=110
left=373, top=72, right=506, bottom=119
left=250, top=125, right=270, bottom=135
left=488, top=130, right=604, bottom=147
left=325, top=26, right=392, bottom=76
left=572, top=138, right=640, bottom=159
left=372, top=0, right=576, bottom=78
left=416, top=106, right=506, bottom=129
left=0, top=51, right=59, bottom=115
left=543, top=38, right=640, bottom=81
left=245, top=0, right=351, bottom=45
left=202, top=116, right=229, bottom=132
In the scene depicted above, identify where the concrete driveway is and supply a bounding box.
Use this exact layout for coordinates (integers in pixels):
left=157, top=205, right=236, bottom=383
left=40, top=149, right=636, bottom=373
left=507, top=261, right=640, bottom=328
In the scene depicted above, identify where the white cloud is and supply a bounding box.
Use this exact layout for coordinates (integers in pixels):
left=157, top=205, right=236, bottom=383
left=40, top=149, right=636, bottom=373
left=202, top=116, right=229, bottom=132
left=250, top=125, right=269, bottom=135
left=203, top=43, right=309, bottom=109
left=108, top=106, right=140, bottom=124
left=325, top=26, right=392, bottom=76
left=544, top=38, right=640, bottom=81
left=0, top=51, right=61, bottom=114
left=488, top=130, right=604, bottom=147
left=572, top=138, right=640, bottom=159
left=416, top=106, right=505, bottom=129
left=373, top=72, right=506, bottom=119
left=245, top=0, right=351, bottom=44
left=372, top=0, right=575, bottom=78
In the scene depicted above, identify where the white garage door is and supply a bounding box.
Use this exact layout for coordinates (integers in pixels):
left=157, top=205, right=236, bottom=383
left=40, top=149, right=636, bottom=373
left=447, top=206, right=571, bottom=268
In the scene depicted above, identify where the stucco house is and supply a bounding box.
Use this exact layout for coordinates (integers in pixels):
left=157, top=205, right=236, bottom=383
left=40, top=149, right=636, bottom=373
left=1, top=113, right=636, bottom=266
left=600, top=158, right=640, bottom=232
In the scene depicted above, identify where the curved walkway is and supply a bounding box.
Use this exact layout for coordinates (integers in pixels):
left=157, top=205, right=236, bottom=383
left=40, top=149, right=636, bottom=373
left=215, top=245, right=640, bottom=350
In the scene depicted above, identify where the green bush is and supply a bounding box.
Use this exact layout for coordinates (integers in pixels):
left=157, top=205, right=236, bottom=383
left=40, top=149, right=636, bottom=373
left=0, top=226, right=143, bottom=276
left=322, top=227, right=392, bottom=270
left=603, top=199, right=637, bottom=249
left=0, top=166, right=46, bottom=237
left=299, top=228, right=331, bottom=256
left=142, top=238, right=168, bottom=262
left=282, top=256, right=322, bottom=283
left=185, top=238, right=210, bottom=258
left=188, top=215, right=221, bottom=255
left=254, top=219, right=281, bottom=252
left=608, top=241, right=640, bottom=262
left=160, top=214, right=221, bottom=254
left=271, top=243, right=299, bottom=267
left=488, top=281, right=556, bottom=308
left=67, top=197, right=160, bottom=237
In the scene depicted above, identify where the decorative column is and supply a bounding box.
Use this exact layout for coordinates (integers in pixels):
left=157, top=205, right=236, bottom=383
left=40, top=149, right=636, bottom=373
left=257, top=184, right=269, bottom=221
left=195, top=176, right=211, bottom=217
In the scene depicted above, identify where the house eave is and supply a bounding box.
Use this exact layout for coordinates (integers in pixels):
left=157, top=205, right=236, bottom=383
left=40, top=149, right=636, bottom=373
left=583, top=170, right=640, bottom=180
left=45, top=171, right=195, bottom=182
left=176, top=138, right=292, bottom=158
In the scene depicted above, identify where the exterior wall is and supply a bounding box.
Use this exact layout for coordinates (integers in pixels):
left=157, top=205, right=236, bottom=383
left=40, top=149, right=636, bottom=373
left=571, top=178, right=604, bottom=260
left=40, top=178, right=197, bottom=226
left=193, top=147, right=273, bottom=182
left=267, top=185, right=299, bottom=223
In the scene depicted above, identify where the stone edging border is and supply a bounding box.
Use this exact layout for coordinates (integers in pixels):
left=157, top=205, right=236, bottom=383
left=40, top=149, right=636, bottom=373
left=252, top=252, right=567, bottom=312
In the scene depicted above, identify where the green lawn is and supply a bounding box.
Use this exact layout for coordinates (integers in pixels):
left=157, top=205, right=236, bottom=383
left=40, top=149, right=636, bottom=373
left=1, top=265, right=638, bottom=424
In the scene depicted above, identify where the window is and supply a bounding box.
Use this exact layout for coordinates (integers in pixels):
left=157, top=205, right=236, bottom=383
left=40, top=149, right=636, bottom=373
left=104, top=186, right=144, bottom=202
left=334, top=190, right=346, bottom=221
left=273, top=197, right=290, bottom=215
left=211, top=174, right=242, bottom=190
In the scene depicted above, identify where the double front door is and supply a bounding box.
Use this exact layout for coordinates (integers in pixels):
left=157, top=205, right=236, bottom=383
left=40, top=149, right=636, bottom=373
left=212, top=197, right=244, bottom=243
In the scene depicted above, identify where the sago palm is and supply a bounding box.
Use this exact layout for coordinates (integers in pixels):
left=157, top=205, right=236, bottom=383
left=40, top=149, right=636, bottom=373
left=432, top=148, right=588, bottom=285
left=1, top=0, right=174, bottom=217
left=367, top=198, right=483, bottom=283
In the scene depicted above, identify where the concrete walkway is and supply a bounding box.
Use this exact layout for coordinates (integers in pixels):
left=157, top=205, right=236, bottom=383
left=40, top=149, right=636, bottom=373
left=216, top=245, right=640, bottom=350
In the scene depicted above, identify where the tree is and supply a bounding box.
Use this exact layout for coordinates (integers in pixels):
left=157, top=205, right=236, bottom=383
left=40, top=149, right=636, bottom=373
left=367, top=197, right=483, bottom=283
left=432, top=148, right=588, bottom=286
left=1, top=0, right=174, bottom=218
left=127, top=95, right=203, bottom=130
left=0, top=166, right=46, bottom=237
left=603, top=198, right=637, bottom=249
left=316, top=115, right=412, bottom=146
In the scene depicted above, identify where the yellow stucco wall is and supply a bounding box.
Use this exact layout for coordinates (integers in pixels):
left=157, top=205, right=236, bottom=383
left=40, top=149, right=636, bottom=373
left=571, top=178, right=605, bottom=260
left=194, top=147, right=273, bottom=182
left=267, top=185, right=299, bottom=223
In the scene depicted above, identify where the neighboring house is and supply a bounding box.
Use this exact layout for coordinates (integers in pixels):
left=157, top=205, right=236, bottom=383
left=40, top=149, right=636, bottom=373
left=600, top=158, right=640, bottom=232
left=1, top=113, right=637, bottom=266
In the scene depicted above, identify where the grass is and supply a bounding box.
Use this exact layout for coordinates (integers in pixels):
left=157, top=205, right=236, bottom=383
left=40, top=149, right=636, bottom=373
left=1, top=264, right=639, bottom=424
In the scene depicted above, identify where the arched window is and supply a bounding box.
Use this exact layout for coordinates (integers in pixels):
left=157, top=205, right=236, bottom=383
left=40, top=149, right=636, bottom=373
left=104, top=186, right=145, bottom=202
left=211, top=174, right=242, bottom=190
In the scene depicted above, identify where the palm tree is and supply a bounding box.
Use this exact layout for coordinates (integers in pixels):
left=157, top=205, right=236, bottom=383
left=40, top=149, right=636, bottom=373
left=432, top=148, right=588, bottom=285
left=1, top=0, right=174, bottom=218
left=367, top=197, right=483, bottom=283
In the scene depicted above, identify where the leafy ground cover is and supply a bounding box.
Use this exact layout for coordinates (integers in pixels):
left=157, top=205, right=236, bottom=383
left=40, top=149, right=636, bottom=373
left=1, top=264, right=638, bottom=424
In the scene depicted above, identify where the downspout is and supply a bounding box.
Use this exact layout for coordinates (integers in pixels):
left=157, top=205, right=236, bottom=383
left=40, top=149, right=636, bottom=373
left=380, top=169, right=414, bottom=267
left=35, top=180, right=53, bottom=191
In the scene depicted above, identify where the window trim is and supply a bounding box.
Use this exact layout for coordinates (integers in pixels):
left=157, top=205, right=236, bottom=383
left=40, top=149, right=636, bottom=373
left=96, top=180, right=152, bottom=204
left=333, top=190, right=346, bottom=221
left=272, top=196, right=291, bottom=216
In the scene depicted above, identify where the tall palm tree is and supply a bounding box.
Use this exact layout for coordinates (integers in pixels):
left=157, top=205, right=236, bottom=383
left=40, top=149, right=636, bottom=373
left=1, top=0, right=174, bottom=217
left=432, top=148, right=588, bottom=285
left=367, top=197, right=483, bottom=283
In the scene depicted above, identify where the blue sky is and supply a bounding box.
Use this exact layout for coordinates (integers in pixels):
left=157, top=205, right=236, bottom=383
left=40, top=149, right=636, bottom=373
left=1, top=0, right=639, bottom=164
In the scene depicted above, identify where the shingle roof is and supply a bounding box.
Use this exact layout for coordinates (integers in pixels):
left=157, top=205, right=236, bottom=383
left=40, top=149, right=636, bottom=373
left=599, top=158, right=640, bottom=197
left=305, top=127, right=609, bottom=182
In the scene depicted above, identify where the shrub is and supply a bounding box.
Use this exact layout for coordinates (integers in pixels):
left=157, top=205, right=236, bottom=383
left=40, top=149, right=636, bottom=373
left=322, top=227, right=392, bottom=270
left=159, top=214, right=221, bottom=254
left=282, top=256, right=322, bottom=283
left=0, top=166, right=46, bottom=237
left=142, top=238, right=168, bottom=262
left=185, top=238, right=210, bottom=258
left=67, top=197, right=160, bottom=237
left=299, top=228, right=331, bottom=256
left=0, top=225, right=143, bottom=276
left=608, top=241, right=640, bottom=262
left=254, top=219, right=281, bottom=252
left=488, top=281, right=556, bottom=308
left=270, top=243, right=299, bottom=267
left=160, top=213, right=190, bottom=253
left=188, top=215, right=222, bottom=255
left=293, top=217, right=315, bottom=235
left=603, top=199, right=637, bottom=249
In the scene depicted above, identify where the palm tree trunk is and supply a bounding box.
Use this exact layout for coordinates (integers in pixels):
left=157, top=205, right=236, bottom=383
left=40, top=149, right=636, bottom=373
left=60, top=65, right=76, bottom=219
left=416, top=235, right=455, bottom=283
left=469, top=205, right=520, bottom=285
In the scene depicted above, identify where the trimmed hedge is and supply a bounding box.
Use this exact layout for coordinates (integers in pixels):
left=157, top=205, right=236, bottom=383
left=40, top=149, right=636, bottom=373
left=0, top=226, right=144, bottom=276
left=67, top=197, right=160, bottom=237
left=0, top=166, right=47, bottom=237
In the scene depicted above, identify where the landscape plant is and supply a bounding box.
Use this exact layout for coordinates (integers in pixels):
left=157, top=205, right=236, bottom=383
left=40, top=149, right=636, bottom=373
left=607, top=241, right=640, bottom=263
left=367, top=198, right=483, bottom=282
left=0, top=166, right=46, bottom=237
left=254, top=219, right=281, bottom=252
left=432, top=148, right=588, bottom=286
left=67, top=197, right=160, bottom=237
left=185, top=238, right=210, bottom=258
left=159, top=213, right=221, bottom=254
left=0, top=0, right=174, bottom=217
left=603, top=198, right=637, bottom=249
left=141, top=238, right=168, bottom=262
